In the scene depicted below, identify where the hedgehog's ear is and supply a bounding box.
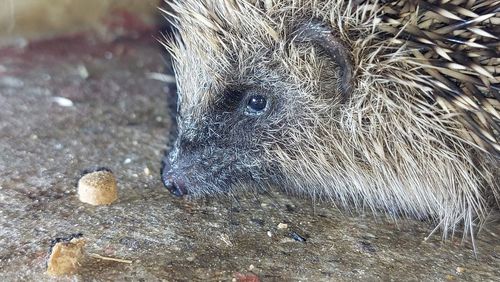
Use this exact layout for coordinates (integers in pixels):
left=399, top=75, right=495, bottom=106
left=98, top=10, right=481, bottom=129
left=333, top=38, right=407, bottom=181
left=293, top=21, right=353, bottom=98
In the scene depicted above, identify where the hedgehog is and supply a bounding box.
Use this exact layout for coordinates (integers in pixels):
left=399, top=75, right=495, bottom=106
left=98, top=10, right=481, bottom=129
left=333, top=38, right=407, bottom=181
left=160, top=0, right=499, bottom=239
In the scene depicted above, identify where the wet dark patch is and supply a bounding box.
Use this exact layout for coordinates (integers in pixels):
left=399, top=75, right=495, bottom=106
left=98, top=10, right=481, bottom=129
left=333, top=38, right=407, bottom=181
left=357, top=240, right=376, bottom=253
left=289, top=231, right=307, bottom=242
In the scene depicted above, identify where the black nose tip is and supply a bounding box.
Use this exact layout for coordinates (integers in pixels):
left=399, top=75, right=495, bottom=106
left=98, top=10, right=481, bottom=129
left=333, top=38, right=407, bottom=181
left=162, top=175, right=188, bottom=197
left=161, top=158, right=188, bottom=197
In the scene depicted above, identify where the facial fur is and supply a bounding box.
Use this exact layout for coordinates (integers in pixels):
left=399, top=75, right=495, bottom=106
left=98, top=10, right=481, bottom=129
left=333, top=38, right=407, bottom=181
left=162, top=0, right=499, bottom=236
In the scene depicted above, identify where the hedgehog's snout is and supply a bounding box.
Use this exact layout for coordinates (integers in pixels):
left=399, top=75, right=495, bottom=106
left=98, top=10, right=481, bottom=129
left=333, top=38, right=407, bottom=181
left=161, top=156, right=188, bottom=197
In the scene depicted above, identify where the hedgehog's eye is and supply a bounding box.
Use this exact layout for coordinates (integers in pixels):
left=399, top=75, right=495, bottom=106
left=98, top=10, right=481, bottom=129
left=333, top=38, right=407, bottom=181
left=245, top=95, right=267, bottom=115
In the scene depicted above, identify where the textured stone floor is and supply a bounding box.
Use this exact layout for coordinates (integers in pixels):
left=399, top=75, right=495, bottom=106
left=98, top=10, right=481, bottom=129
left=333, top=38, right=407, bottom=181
left=0, top=35, right=499, bottom=281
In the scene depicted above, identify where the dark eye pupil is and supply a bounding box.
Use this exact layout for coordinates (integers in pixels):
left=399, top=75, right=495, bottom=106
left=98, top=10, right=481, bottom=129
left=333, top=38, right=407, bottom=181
left=247, top=95, right=267, bottom=112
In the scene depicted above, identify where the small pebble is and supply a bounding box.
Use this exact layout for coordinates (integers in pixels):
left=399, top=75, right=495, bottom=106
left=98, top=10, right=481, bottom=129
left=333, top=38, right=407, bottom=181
left=220, top=234, right=233, bottom=247
left=277, top=223, right=288, bottom=229
left=52, top=97, right=74, bottom=107
left=78, top=169, right=117, bottom=206
left=456, top=267, right=465, bottom=273
left=146, top=72, right=176, bottom=83
left=267, top=231, right=272, bottom=238
left=76, top=64, right=89, bottom=79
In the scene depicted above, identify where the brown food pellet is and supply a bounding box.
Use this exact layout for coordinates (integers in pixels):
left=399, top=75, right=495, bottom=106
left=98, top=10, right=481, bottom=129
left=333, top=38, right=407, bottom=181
left=46, top=237, right=86, bottom=276
left=78, top=170, right=117, bottom=205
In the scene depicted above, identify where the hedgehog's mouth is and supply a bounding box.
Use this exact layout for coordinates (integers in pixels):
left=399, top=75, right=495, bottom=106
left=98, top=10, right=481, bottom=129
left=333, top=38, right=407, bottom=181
left=160, top=148, right=244, bottom=197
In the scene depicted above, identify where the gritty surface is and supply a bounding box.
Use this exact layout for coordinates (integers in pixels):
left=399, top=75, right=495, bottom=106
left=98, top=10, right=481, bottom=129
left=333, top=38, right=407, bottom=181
left=0, top=35, right=499, bottom=282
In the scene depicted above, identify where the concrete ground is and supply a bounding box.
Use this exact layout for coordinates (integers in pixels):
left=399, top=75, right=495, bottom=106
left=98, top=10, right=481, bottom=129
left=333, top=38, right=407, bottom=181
left=0, top=35, right=499, bottom=281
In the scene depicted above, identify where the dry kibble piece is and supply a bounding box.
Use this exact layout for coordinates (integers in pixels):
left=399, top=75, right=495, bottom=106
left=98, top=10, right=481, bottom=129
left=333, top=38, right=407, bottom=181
left=277, top=223, right=288, bottom=229
left=46, top=234, right=86, bottom=276
left=78, top=169, right=117, bottom=205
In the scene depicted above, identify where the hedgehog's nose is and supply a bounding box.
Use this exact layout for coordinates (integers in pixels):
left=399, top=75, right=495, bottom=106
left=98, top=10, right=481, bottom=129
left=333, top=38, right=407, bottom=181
left=161, top=159, right=188, bottom=197
left=163, top=175, right=188, bottom=197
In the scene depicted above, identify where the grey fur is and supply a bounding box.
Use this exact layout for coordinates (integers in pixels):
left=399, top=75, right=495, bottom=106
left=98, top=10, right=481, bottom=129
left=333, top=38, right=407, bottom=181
left=161, top=0, right=499, bottom=238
